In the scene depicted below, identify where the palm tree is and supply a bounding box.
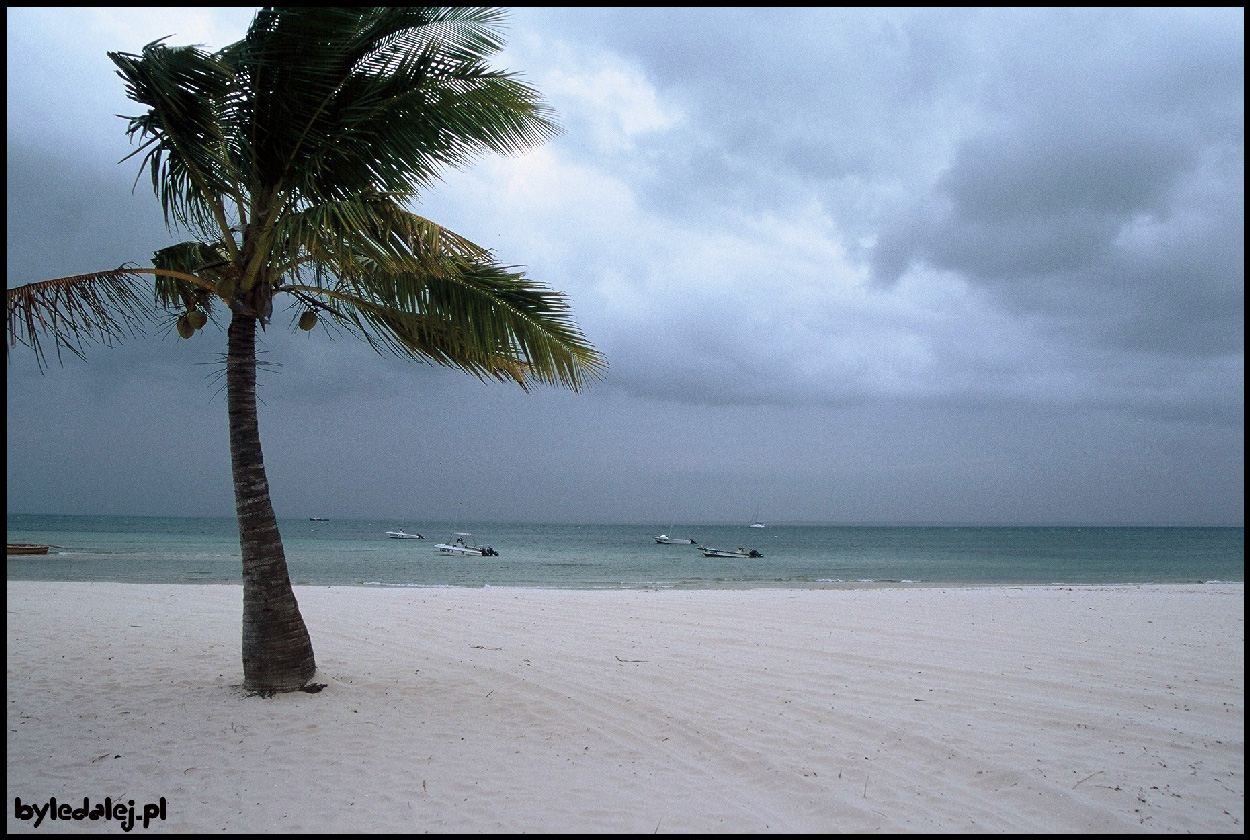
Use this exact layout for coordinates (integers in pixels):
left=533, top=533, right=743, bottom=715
left=6, top=7, right=604, bottom=692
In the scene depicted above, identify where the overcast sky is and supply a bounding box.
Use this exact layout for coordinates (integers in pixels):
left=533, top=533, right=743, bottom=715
left=6, top=7, right=1244, bottom=526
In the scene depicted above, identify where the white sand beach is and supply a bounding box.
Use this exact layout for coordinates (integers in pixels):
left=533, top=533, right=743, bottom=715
left=6, top=582, right=1243, bottom=833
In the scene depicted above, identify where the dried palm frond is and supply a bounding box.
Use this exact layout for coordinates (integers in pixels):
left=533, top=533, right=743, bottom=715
left=6, top=269, right=154, bottom=372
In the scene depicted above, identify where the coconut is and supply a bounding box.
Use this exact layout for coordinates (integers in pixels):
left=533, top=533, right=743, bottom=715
left=175, top=314, right=195, bottom=339
left=186, top=310, right=208, bottom=330
left=298, top=311, right=317, bottom=331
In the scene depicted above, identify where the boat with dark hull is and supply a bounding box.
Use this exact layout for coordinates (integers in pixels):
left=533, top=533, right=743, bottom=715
left=7, top=544, right=50, bottom=555
left=701, top=546, right=763, bottom=559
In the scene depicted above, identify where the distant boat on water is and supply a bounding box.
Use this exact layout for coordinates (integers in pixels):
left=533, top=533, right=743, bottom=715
left=8, top=543, right=50, bottom=555
left=309, top=517, right=329, bottom=521
left=435, top=533, right=498, bottom=557
left=702, top=546, right=763, bottom=559
left=750, top=521, right=766, bottom=528
left=386, top=529, right=424, bottom=540
left=655, top=534, right=698, bottom=545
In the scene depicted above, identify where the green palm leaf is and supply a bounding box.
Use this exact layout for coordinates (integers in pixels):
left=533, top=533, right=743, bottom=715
left=111, top=41, right=241, bottom=242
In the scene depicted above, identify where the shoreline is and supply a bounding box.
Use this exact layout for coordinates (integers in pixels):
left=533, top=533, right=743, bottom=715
left=7, top=581, right=1243, bottom=833
left=7, top=576, right=1244, bottom=590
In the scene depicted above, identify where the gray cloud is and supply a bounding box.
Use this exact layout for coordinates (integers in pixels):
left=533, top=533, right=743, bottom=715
left=6, top=7, right=1243, bottom=525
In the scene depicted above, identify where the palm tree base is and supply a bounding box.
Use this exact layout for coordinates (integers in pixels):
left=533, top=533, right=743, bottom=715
left=241, top=615, right=317, bottom=693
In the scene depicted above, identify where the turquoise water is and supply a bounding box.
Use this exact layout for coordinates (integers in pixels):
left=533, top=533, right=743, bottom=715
left=6, top=515, right=1242, bottom=588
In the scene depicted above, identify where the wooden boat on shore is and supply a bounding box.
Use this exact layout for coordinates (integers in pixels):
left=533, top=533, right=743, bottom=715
left=7, top=543, right=50, bottom=555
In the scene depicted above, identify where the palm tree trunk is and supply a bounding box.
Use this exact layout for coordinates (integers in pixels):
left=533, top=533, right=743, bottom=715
left=227, top=310, right=316, bottom=691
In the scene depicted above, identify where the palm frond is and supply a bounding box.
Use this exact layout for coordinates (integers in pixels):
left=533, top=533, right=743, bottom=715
left=290, top=252, right=605, bottom=391
left=274, top=195, right=490, bottom=275
left=6, top=270, right=155, bottom=372
left=233, top=6, right=558, bottom=214
left=271, top=193, right=602, bottom=389
left=109, top=40, right=242, bottom=245
left=152, top=240, right=230, bottom=312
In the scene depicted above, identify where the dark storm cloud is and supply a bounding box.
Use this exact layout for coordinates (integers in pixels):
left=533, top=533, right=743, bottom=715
left=865, top=9, right=1243, bottom=363
left=515, top=8, right=1243, bottom=357
left=507, top=7, right=990, bottom=237
left=8, top=146, right=178, bottom=284
left=6, top=7, right=1243, bottom=525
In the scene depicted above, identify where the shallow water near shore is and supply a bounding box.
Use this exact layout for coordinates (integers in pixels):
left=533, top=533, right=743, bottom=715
left=6, top=514, right=1242, bottom=588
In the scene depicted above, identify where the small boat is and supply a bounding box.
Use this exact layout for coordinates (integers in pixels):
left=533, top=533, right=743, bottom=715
left=655, top=534, right=698, bottom=545
left=749, top=521, right=766, bottom=529
left=309, top=517, right=329, bottom=522
left=435, top=533, right=498, bottom=557
left=701, top=546, right=763, bottom=559
left=386, top=529, right=424, bottom=540
left=7, top=543, right=50, bottom=555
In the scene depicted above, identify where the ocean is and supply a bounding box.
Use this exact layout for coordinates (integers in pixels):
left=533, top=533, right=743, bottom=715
left=5, top=514, right=1243, bottom=589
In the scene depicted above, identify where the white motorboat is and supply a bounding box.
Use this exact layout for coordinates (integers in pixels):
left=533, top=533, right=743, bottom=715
left=435, top=533, right=499, bottom=557
left=386, top=529, right=424, bottom=540
left=749, top=521, right=766, bottom=528
left=701, top=546, right=763, bottom=559
left=655, top=534, right=698, bottom=545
